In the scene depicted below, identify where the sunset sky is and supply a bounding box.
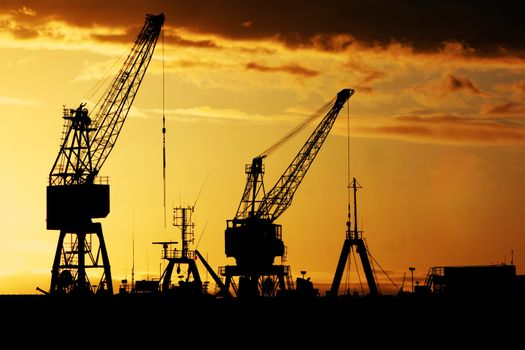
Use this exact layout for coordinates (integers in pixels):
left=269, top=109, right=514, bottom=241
left=0, top=1, right=524, bottom=294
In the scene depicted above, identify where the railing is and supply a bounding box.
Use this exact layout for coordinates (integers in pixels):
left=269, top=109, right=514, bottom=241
left=424, top=266, right=445, bottom=290
left=94, top=176, right=109, bottom=185
left=163, top=249, right=195, bottom=260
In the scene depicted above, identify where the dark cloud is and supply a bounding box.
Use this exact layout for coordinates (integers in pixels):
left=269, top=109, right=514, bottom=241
left=169, top=59, right=221, bottom=69
left=412, top=74, right=486, bottom=97
left=245, top=62, right=319, bottom=77
left=309, top=33, right=355, bottom=51
left=396, top=115, right=461, bottom=123
left=483, top=102, right=525, bottom=115
left=238, top=46, right=276, bottom=55
left=168, top=33, right=220, bottom=49
left=1, top=0, right=524, bottom=55
left=375, top=125, right=433, bottom=137
left=91, top=26, right=221, bottom=48
left=443, top=74, right=484, bottom=95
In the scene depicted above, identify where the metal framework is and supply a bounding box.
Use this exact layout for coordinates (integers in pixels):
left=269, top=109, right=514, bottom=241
left=154, top=206, right=203, bottom=295
left=329, top=178, right=378, bottom=297
left=220, top=264, right=294, bottom=297
left=223, top=89, right=354, bottom=297
left=46, top=13, right=164, bottom=295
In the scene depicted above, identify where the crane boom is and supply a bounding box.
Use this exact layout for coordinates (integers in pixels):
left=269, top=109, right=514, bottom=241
left=257, top=88, right=353, bottom=221
left=49, top=13, right=164, bottom=186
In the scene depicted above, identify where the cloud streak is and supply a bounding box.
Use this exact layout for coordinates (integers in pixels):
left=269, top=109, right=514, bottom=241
left=353, top=115, right=525, bottom=145
left=245, top=61, right=319, bottom=77
left=148, top=106, right=272, bottom=124
left=0, top=95, right=38, bottom=106
left=91, top=28, right=222, bottom=49
left=495, top=80, right=525, bottom=96
left=482, top=102, right=525, bottom=116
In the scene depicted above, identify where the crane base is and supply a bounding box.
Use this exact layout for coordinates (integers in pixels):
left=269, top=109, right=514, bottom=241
left=49, top=222, right=113, bottom=295
left=220, top=264, right=292, bottom=297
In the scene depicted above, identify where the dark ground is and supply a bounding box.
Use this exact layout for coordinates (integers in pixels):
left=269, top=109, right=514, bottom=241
left=1, top=293, right=522, bottom=344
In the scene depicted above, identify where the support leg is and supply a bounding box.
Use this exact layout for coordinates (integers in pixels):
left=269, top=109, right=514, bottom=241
left=95, top=223, right=113, bottom=294
left=50, top=230, right=66, bottom=294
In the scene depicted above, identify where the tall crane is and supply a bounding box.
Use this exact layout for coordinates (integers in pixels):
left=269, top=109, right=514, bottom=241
left=222, top=88, right=354, bottom=297
left=46, top=13, right=164, bottom=295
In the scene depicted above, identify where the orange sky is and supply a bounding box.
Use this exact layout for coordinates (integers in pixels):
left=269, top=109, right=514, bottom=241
left=0, top=1, right=524, bottom=294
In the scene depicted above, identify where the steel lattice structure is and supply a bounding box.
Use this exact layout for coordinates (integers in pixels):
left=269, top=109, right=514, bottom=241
left=46, top=13, right=164, bottom=295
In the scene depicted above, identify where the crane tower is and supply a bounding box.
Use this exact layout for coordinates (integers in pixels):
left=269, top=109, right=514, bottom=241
left=46, top=14, right=164, bottom=295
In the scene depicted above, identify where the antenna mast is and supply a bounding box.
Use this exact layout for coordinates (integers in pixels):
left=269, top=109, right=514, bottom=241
left=162, top=26, right=167, bottom=228
left=132, top=211, right=135, bottom=291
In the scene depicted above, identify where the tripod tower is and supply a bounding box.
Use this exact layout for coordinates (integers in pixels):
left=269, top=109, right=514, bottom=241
left=329, top=178, right=378, bottom=296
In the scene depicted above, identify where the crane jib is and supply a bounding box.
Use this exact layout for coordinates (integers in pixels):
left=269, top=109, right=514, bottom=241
left=48, top=13, right=164, bottom=187
left=260, top=89, right=352, bottom=221
left=234, top=88, right=353, bottom=222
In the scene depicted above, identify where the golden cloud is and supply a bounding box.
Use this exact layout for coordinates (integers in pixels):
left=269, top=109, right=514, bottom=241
left=17, top=6, right=36, bottom=16
left=352, top=114, right=525, bottom=145
left=1, top=5, right=524, bottom=149
left=482, top=102, right=525, bottom=115
left=495, top=80, right=525, bottom=96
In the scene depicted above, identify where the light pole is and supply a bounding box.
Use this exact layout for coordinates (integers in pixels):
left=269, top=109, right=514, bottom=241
left=409, top=267, right=415, bottom=293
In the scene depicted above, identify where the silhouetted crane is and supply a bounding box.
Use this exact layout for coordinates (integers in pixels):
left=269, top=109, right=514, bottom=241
left=46, top=13, right=164, bottom=295
left=222, top=89, right=354, bottom=297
